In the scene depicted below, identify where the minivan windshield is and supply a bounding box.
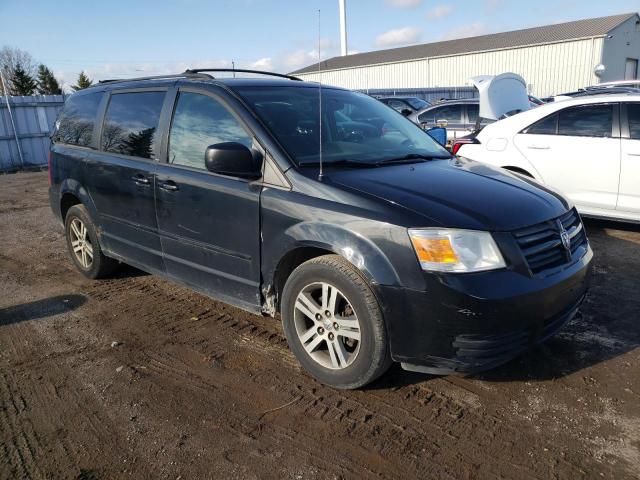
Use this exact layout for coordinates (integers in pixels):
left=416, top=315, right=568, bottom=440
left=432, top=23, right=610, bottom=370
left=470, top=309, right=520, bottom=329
left=235, top=86, right=450, bottom=166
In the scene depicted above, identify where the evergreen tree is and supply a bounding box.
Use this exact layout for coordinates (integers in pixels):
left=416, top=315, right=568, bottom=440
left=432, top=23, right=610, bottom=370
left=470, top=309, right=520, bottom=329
left=36, top=64, right=62, bottom=94
left=10, top=62, right=37, bottom=95
left=72, top=71, right=93, bottom=91
left=122, top=127, right=155, bottom=158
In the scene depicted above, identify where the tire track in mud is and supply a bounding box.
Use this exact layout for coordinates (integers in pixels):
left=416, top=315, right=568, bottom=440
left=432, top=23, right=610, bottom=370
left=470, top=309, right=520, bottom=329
left=127, top=348, right=395, bottom=479
left=79, top=274, right=604, bottom=479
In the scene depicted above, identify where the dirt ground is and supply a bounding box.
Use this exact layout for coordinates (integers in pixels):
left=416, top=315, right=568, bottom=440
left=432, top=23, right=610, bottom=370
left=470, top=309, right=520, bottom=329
left=0, top=171, right=638, bottom=480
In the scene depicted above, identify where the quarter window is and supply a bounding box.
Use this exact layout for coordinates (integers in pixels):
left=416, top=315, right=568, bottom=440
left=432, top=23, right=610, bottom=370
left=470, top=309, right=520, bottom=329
left=169, top=92, right=252, bottom=170
left=525, top=113, right=558, bottom=135
left=101, top=91, right=165, bottom=159
left=557, top=104, right=613, bottom=137
left=466, top=104, right=490, bottom=125
left=627, top=103, right=640, bottom=139
left=54, top=92, right=103, bottom=147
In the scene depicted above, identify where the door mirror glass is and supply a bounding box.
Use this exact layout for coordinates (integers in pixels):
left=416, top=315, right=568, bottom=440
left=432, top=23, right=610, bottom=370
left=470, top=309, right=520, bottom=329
left=425, top=127, right=447, bottom=146
left=205, top=142, right=262, bottom=179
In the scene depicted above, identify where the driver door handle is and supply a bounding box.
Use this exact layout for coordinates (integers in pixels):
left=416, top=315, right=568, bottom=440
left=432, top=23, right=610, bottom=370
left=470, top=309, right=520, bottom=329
left=158, top=180, right=179, bottom=192
left=527, top=144, right=550, bottom=150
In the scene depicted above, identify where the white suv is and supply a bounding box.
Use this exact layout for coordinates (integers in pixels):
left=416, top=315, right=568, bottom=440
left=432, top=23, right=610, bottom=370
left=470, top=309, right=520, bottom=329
left=457, top=94, right=640, bottom=222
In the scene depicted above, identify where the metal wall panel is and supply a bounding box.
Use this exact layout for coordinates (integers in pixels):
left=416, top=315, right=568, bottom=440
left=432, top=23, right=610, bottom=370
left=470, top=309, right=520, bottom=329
left=0, top=95, right=66, bottom=171
left=361, top=86, right=477, bottom=103
left=298, top=39, right=605, bottom=97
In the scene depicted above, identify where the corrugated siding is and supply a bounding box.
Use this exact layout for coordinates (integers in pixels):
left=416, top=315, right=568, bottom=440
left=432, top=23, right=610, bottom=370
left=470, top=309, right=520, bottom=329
left=362, top=87, right=477, bottom=103
left=298, top=38, right=605, bottom=97
left=0, top=95, right=66, bottom=171
left=293, top=13, right=634, bottom=74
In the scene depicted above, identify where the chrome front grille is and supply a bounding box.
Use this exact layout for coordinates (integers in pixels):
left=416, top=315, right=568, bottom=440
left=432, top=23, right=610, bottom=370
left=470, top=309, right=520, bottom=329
left=513, top=208, right=587, bottom=275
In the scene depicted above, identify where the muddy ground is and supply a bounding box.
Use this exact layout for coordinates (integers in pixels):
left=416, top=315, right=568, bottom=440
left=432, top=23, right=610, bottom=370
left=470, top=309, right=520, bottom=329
left=0, top=171, right=638, bottom=480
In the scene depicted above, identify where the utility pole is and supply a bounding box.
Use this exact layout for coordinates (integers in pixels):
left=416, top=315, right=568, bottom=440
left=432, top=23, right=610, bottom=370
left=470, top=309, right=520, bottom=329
left=339, top=0, right=348, bottom=56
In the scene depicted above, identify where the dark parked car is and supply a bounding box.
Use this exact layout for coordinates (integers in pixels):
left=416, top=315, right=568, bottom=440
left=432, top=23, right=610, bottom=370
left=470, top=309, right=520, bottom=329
left=378, top=96, right=431, bottom=116
left=49, top=69, right=592, bottom=389
left=408, top=99, right=484, bottom=143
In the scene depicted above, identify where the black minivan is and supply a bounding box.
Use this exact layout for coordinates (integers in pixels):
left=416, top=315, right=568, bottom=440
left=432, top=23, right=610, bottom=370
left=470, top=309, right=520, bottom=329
left=49, top=69, right=592, bottom=389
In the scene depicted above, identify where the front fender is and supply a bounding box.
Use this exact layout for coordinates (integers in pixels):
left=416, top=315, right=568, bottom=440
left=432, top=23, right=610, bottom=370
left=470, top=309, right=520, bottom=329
left=265, top=221, right=402, bottom=289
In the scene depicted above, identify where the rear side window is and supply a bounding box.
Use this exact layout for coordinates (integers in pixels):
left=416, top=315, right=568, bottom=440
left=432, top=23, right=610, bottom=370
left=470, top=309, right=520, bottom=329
left=54, top=92, right=102, bottom=147
left=418, top=104, right=463, bottom=124
left=557, top=104, right=613, bottom=137
left=168, top=92, right=252, bottom=170
left=101, top=91, right=165, bottom=159
left=628, top=103, right=640, bottom=139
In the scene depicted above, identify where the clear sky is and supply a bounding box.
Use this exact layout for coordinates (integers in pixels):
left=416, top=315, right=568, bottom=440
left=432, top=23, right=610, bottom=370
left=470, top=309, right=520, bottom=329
left=1, top=0, right=637, bottom=89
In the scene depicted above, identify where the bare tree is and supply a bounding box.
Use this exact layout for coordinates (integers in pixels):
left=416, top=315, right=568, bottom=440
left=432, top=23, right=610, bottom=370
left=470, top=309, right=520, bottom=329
left=0, top=46, right=37, bottom=95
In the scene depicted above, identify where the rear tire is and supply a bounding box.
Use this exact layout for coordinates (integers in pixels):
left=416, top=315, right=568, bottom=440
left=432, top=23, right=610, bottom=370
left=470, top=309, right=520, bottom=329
left=281, top=255, right=392, bottom=389
left=64, top=204, right=118, bottom=279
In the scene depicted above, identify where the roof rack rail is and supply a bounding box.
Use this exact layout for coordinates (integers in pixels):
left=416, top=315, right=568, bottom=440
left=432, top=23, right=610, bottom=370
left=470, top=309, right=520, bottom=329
left=184, top=68, right=302, bottom=81
left=98, top=72, right=213, bottom=84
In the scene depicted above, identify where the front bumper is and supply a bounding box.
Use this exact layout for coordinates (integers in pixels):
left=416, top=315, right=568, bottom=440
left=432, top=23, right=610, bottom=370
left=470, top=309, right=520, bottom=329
left=377, top=246, right=593, bottom=375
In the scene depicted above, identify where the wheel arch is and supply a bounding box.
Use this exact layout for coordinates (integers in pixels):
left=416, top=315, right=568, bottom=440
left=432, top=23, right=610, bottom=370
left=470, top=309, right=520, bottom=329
left=265, top=223, right=402, bottom=313
left=58, top=178, right=99, bottom=222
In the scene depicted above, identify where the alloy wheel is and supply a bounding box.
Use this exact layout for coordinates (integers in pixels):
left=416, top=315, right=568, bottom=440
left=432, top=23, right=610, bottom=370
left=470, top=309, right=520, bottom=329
left=293, top=282, right=361, bottom=370
left=69, top=218, right=93, bottom=269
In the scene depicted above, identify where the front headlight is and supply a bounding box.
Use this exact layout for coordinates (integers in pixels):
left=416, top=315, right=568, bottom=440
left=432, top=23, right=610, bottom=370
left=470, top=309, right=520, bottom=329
left=408, top=228, right=506, bottom=273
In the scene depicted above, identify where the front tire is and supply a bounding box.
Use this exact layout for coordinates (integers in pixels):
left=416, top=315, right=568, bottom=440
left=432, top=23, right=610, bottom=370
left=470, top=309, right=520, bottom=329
left=64, top=204, right=118, bottom=279
left=281, top=255, right=391, bottom=389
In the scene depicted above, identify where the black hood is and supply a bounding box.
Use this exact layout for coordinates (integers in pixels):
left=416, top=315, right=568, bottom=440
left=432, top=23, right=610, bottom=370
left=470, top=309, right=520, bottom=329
left=326, top=158, right=570, bottom=231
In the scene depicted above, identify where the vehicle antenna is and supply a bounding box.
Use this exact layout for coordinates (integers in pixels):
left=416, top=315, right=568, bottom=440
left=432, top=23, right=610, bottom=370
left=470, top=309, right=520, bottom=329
left=317, top=8, right=324, bottom=182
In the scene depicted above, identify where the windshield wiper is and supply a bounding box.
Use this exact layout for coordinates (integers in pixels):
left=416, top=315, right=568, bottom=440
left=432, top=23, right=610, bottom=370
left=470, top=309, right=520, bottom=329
left=297, top=153, right=451, bottom=168
left=374, top=153, right=451, bottom=165
left=297, top=159, right=377, bottom=168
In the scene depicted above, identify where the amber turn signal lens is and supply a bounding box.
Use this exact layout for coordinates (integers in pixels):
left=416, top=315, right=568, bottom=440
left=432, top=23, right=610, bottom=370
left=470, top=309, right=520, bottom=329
left=409, top=236, right=459, bottom=264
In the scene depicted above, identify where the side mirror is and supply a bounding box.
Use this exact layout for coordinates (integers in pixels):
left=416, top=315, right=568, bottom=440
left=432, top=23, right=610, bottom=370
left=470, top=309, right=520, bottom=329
left=401, top=108, right=412, bottom=116
left=204, top=142, right=262, bottom=179
left=420, top=122, right=429, bottom=130
left=425, top=127, right=447, bottom=147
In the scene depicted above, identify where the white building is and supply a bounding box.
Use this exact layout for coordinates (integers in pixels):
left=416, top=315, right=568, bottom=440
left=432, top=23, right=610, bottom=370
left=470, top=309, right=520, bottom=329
left=291, top=13, right=640, bottom=97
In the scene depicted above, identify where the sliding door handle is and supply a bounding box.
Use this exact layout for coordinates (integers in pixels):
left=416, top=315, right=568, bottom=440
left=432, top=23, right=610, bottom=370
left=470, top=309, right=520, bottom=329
left=158, top=180, right=179, bottom=192
left=131, top=174, right=150, bottom=185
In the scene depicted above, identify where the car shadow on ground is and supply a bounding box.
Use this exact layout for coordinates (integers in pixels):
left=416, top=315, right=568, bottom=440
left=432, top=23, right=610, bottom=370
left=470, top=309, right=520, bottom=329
left=368, top=218, right=640, bottom=388
left=0, top=294, right=87, bottom=326
left=110, top=263, right=149, bottom=279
